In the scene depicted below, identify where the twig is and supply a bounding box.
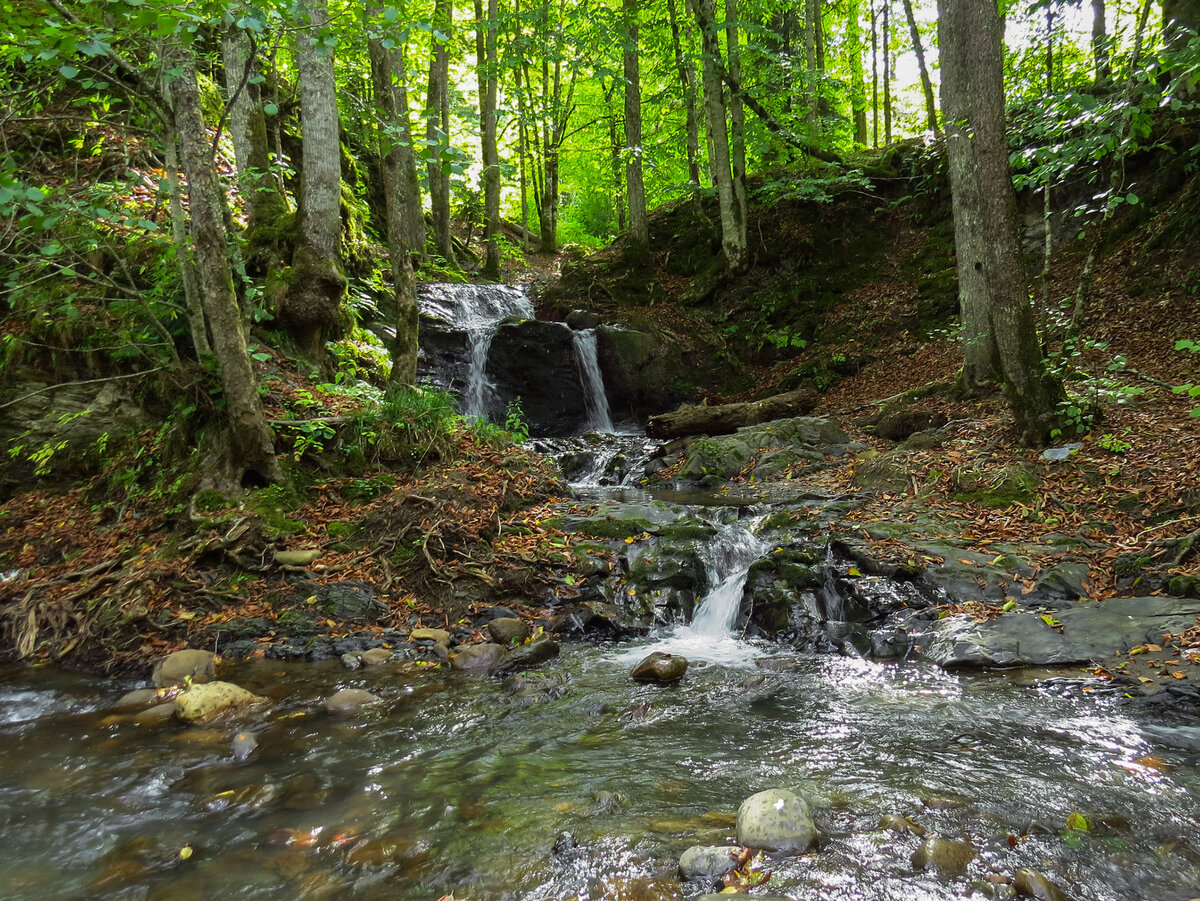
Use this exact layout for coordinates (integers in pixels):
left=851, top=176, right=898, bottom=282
left=0, top=369, right=167, bottom=411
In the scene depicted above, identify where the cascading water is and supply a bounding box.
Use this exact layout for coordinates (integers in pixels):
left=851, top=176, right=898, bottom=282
left=418, top=283, right=533, bottom=420
left=689, top=513, right=770, bottom=636
left=571, top=328, right=614, bottom=433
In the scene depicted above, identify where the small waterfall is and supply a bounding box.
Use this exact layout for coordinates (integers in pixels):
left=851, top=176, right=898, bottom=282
left=689, top=513, right=771, bottom=637
left=571, top=329, right=614, bottom=433
left=418, top=284, right=533, bottom=420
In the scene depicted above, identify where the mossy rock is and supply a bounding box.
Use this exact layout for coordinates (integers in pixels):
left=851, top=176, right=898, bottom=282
left=951, top=464, right=1039, bottom=508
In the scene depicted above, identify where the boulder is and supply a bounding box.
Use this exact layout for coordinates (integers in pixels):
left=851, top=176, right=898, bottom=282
left=324, top=688, right=382, bottom=714
left=174, top=681, right=266, bottom=724
left=487, top=617, right=531, bottom=645
left=486, top=318, right=587, bottom=435
left=231, top=731, right=259, bottom=760
left=312, top=581, right=387, bottom=622
left=1013, top=868, right=1071, bottom=901
left=735, top=789, right=816, bottom=853
left=631, top=651, right=688, bottom=684
left=449, top=643, right=507, bottom=672
left=488, top=638, right=560, bottom=678
left=678, top=845, right=739, bottom=879
left=911, top=838, right=976, bottom=878
left=134, top=702, right=179, bottom=725
left=152, top=649, right=217, bottom=688
left=361, top=648, right=393, bottom=667
left=879, top=814, right=927, bottom=836
left=411, top=628, right=451, bottom=646
left=112, top=688, right=160, bottom=711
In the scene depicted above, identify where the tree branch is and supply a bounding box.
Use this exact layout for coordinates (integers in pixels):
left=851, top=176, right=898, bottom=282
left=718, top=68, right=842, bottom=165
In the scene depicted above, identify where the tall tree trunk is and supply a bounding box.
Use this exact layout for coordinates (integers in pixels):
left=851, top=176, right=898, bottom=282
left=724, top=0, right=747, bottom=234
left=883, top=0, right=892, bottom=144
left=606, top=82, right=626, bottom=231
left=287, top=0, right=347, bottom=364
left=667, top=0, right=704, bottom=208
left=168, top=49, right=281, bottom=484
left=163, top=134, right=209, bottom=360
left=846, top=0, right=869, bottom=146
left=690, top=0, right=748, bottom=273
left=871, top=0, right=879, bottom=147
left=426, top=0, right=457, bottom=266
left=1092, top=0, right=1111, bottom=84
left=368, top=3, right=420, bottom=385
left=476, top=0, right=501, bottom=278
left=900, top=0, right=939, bottom=134
left=221, top=26, right=285, bottom=232
left=805, top=0, right=818, bottom=130
left=939, top=0, right=1064, bottom=445
left=624, top=0, right=649, bottom=257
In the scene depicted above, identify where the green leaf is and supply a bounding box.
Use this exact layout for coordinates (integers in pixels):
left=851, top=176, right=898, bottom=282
left=1125, top=193, right=1139, bottom=205
left=1066, top=812, right=1092, bottom=833
left=58, top=65, right=79, bottom=78
left=263, top=102, right=279, bottom=116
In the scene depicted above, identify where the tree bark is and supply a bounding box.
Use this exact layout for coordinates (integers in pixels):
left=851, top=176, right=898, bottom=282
left=938, top=0, right=1064, bottom=445
left=667, top=0, right=704, bottom=208
left=690, top=0, right=748, bottom=273
left=623, top=0, right=649, bottom=257
left=900, top=0, right=939, bottom=135
left=288, top=0, right=347, bottom=364
left=368, top=4, right=420, bottom=385
left=725, top=0, right=747, bottom=234
left=606, top=81, right=626, bottom=230
left=221, top=26, right=285, bottom=233
left=163, top=133, right=209, bottom=360
left=805, top=0, right=818, bottom=130
left=476, top=0, right=501, bottom=278
left=1092, top=0, right=1110, bottom=84
left=846, top=0, right=869, bottom=146
left=426, top=0, right=457, bottom=266
left=646, top=388, right=818, bottom=438
left=168, top=49, right=281, bottom=484
left=871, top=0, right=879, bottom=147
left=883, top=0, right=892, bottom=144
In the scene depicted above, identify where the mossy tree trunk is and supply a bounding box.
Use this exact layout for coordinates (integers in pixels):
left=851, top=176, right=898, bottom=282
left=168, top=47, right=281, bottom=485
left=287, top=0, right=347, bottom=364
left=938, top=0, right=1064, bottom=446
left=367, top=2, right=420, bottom=385
left=667, top=0, right=704, bottom=209
left=426, top=0, right=457, bottom=266
left=623, top=0, right=649, bottom=259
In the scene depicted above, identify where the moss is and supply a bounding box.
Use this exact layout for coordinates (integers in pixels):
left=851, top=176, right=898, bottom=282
left=193, top=489, right=231, bottom=513
left=570, top=516, right=658, bottom=540
left=341, top=474, right=397, bottom=503
left=658, top=522, right=716, bottom=541
left=951, top=465, right=1039, bottom=509
left=326, top=520, right=358, bottom=539
left=244, top=483, right=308, bottom=538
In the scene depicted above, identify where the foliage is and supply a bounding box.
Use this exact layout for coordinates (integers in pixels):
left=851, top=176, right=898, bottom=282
left=1172, top=339, right=1200, bottom=418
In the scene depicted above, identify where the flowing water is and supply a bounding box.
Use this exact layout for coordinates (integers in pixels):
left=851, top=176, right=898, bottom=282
left=570, top=329, right=614, bottom=434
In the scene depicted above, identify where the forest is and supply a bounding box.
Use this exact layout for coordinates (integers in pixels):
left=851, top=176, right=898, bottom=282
left=1, top=1, right=1200, bottom=896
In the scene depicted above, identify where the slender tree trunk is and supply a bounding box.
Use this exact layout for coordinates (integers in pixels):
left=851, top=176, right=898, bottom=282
left=221, top=27, right=285, bottom=232
left=871, top=0, right=879, bottom=147
left=667, top=0, right=704, bottom=207
left=690, top=0, right=748, bottom=273
left=805, top=0, right=818, bottom=130
left=883, top=0, right=892, bottom=144
left=624, top=0, right=649, bottom=257
left=1092, top=0, right=1110, bottom=84
left=426, top=0, right=457, bottom=265
left=164, top=134, right=209, bottom=359
left=287, top=0, right=347, bottom=364
left=900, top=0, right=939, bottom=134
left=939, top=0, right=1063, bottom=445
left=724, top=0, right=747, bottom=233
left=168, top=49, right=280, bottom=484
left=607, top=83, right=626, bottom=231
left=847, top=0, right=869, bottom=146
left=476, top=0, right=501, bottom=278
left=368, top=3, right=420, bottom=385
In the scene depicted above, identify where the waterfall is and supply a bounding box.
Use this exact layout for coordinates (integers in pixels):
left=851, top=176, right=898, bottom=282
left=689, top=514, right=770, bottom=637
left=571, top=329, right=614, bottom=433
left=418, top=283, right=533, bottom=421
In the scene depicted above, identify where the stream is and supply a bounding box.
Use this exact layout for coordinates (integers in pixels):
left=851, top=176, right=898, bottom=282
left=2, top=285, right=1199, bottom=900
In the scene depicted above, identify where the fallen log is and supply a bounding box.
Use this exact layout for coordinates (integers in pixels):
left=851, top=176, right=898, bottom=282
left=645, top=387, right=819, bottom=439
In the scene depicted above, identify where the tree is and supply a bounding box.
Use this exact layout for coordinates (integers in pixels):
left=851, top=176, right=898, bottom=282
left=690, top=0, right=748, bottom=273
left=367, top=1, right=420, bottom=384
left=286, top=0, right=347, bottom=363
left=899, top=0, right=938, bottom=135
left=938, top=0, right=1064, bottom=445
left=846, top=0, right=869, bottom=145
left=623, top=0, right=649, bottom=257
left=476, top=0, right=502, bottom=278
left=168, top=45, right=282, bottom=484
left=426, top=0, right=457, bottom=265
left=666, top=0, right=704, bottom=208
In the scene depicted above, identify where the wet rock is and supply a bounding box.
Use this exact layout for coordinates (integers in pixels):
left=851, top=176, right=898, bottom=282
left=231, top=731, right=258, bottom=760
left=134, top=702, right=179, bottom=725
left=552, top=831, right=578, bottom=855
left=678, top=845, right=739, bottom=878
left=478, top=605, right=519, bottom=622
left=311, top=581, right=386, bottom=622
left=566, top=309, right=601, bottom=330
left=879, top=813, right=927, bottom=836
left=487, top=318, right=588, bottom=435
left=594, top=876, right=682, bottom=901
left=324, top=688, right=382, bottom=714
left=152, top=649, right=216, bottom=688
left=1013, top=868, right=1072, bottom=901
left=360, top=648, right=392, bottom=667
left=594, top=790, right=628, bottom=812
left=488, top=638, right=560, bottom=677
left=696, top=895, right=795, bottom=901
left=113, top=688, right=161, bottom=711
left=340, top=652, right=362, bottom=670
left=910, top=837, right=976, bottom=878
left=174, top=681, right=266, bottom=724
left=487, top=617, right=531, bottom=645
left=549, top=604, right=625, bottom=638
left=735, top=788, right=817, bottom=853
left=449, top=643, right=506, bottom=671
left=631, top=651, right=688, bottom=684
left=411, top=627, right=451, bottom=646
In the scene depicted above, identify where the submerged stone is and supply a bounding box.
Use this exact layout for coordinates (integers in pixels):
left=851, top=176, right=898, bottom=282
left=488, top=638, right=560, bottom=677
left=678, top=845, right=739, bottom=878
left=879, top=813, right=927, bottom=836
left=450, top=642, right=507, bottom=672
left=324, top=688, right=382, bottom=714
left=152, top=649, right=216, bottom=688
left=735, top=788, right=816, bottom=853
left=911, top=837, right=976, bottom=878
left=1013, top=868, right=1072, bottom=901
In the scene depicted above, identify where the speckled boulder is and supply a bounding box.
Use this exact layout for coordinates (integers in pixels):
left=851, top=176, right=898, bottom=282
left=174, top=681, right=266, bottom=723
left=735, top=789, right=816, bottom=853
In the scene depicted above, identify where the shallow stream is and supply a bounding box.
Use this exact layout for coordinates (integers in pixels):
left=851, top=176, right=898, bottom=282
left=2, top=638, right=1200, bottom=901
